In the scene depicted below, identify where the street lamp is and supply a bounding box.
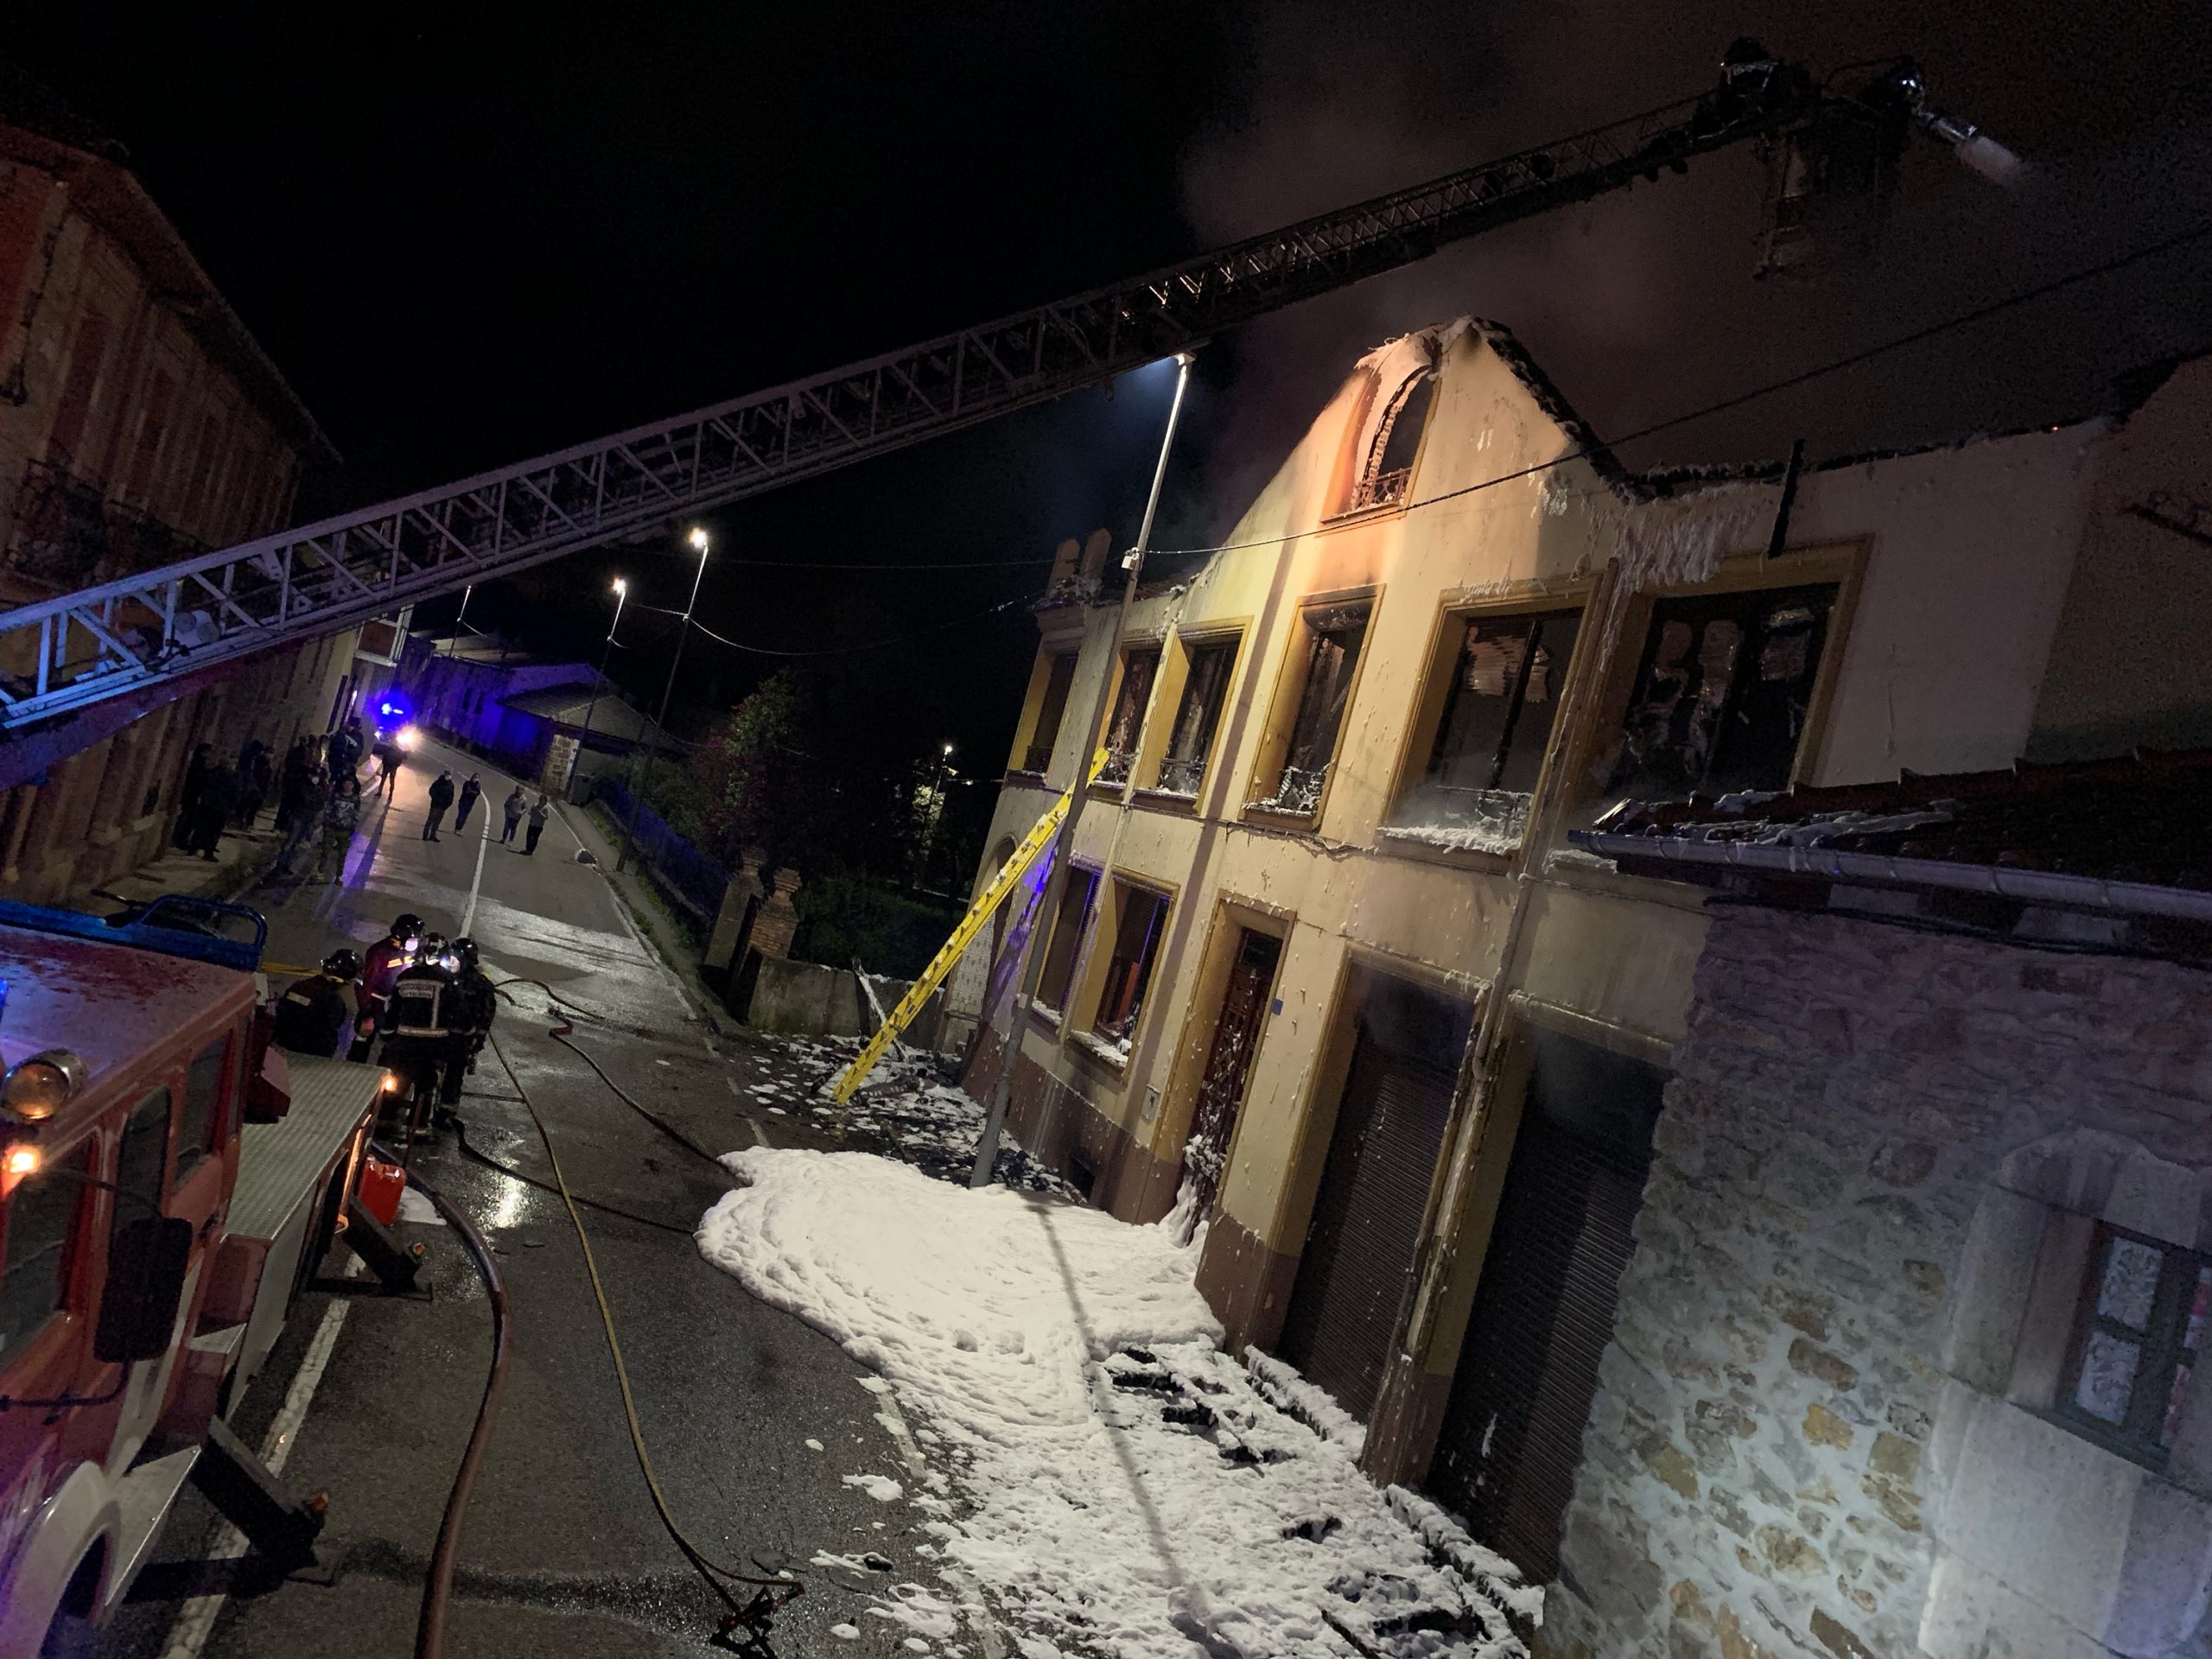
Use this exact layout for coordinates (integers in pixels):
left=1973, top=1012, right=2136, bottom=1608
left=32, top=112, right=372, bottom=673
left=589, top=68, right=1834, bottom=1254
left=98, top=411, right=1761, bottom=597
left=919, top=741, right=956, bottom=887
left=570, top=577, right=626, bottom=802
left=619, top=527, right=711, bottom=872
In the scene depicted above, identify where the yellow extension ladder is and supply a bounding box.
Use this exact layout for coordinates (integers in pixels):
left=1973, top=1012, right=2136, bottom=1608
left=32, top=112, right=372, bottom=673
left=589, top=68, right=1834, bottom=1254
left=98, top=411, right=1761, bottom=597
left=830, top=750, right=1103, bottom=1103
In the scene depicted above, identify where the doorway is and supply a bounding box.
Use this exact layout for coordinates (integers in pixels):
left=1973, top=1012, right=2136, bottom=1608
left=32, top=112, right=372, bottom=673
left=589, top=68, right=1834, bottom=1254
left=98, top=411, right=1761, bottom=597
left=1178, top=928, right=1281, bottom=1238
left=1274, top=970, right=1471, bottom=1421
left=1425, top=1027, right=1666, bottom=1580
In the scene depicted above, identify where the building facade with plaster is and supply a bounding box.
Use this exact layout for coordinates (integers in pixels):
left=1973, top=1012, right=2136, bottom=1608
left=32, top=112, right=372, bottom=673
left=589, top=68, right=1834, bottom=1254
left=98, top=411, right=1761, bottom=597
left=0, top=78, right=360, bottom=902
left=961, top=315, right=2212, bottom=1655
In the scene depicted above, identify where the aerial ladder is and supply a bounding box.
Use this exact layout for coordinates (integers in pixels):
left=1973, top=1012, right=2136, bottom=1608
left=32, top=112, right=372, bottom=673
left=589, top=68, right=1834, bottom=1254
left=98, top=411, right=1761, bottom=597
left=0, top=41, right=2018, bottom=784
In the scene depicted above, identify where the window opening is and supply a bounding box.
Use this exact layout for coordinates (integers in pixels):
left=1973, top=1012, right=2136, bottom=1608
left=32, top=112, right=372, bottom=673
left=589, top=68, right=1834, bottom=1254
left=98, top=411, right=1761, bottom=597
left=1099, top=649, right=1160, bottom=786
left=1156, top=641, right=1237, bottom=796
left=1609, top=583, right=1837, bottom=803
left=1024, top=652, right=1077, bottom=773
left=1035, top=867, right=1100, bottom=1017
left=1347, top=369, right=1433, bottom=514
left=174, top=1037, right=231, bottom=1187
left=127, top=370, right=176, bottom=499
left=0, top=1146, right=86, bottom=1358
left=1254, top=605, right=1370, bottom=816
left=47, top=314, right=114, bottom=468
left=1094, top=887, right=1170, bottom=1051
left=1393, top=609, right=1581, bottom=852
left=2057, top=1224, right=2211, bottom=1464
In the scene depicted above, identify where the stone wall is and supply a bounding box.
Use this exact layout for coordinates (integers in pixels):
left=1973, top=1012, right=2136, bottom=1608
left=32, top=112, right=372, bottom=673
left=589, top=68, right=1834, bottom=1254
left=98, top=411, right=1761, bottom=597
left=1538, top=905, right=2212, bottom=1659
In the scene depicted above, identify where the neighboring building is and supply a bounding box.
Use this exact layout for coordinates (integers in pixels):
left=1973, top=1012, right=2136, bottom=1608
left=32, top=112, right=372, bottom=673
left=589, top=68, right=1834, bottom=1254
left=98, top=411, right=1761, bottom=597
left=0, top=72, right=359, bottom=903
left=403, top=632, right=592, bottom=751
left=497, top=683, right=679, bottom=796
left=1552, top=762, right=2212, bottom=1659
left=958, top=315, right=2212, bottom=1652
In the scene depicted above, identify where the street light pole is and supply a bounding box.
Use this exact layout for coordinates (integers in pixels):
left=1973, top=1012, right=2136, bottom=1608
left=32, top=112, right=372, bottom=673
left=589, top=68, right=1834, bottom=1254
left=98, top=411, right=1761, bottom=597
left=619, top=526, right=709, bottom=874
left=920, top=741, right=954, bottom=887
left=571, top=576, right=626, bottom=802
left=969, top=352, right=1195, bottom=1187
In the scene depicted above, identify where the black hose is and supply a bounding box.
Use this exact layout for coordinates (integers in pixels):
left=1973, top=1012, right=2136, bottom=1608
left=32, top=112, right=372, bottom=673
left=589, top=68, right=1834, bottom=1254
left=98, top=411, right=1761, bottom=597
left=387, top=1149, right=512, bottom=1659
left=449, top=1114, right=693, bottom=1236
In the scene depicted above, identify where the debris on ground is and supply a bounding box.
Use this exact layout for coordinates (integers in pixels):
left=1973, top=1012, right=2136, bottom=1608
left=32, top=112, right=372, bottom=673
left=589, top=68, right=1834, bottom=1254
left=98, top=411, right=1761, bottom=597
left=697, top=1147, right=1536, bottom=1658
left=739, top=1034, right=1081, bottom=1197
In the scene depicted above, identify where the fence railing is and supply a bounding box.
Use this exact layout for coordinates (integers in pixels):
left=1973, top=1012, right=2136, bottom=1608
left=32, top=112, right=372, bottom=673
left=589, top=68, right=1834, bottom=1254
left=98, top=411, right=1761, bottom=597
left=591, top=777, right=730, bottom=921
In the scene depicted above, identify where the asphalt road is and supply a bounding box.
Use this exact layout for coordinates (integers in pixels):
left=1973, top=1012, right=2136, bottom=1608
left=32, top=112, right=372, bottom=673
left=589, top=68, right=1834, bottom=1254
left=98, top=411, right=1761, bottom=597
left=100, top=741, right=956, bottom=1659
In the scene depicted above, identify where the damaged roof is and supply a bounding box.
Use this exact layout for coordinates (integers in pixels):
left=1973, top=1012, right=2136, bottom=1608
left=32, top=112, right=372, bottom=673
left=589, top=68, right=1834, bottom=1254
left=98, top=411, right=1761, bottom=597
left=1576, top=752, right=2212, bottom=950
left=499, top=684, right=679, bottom=750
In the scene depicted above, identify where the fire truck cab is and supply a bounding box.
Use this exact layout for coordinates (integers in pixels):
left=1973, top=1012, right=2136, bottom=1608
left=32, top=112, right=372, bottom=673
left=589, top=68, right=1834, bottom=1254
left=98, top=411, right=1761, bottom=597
left=0, top=900, right=389, bottom=1656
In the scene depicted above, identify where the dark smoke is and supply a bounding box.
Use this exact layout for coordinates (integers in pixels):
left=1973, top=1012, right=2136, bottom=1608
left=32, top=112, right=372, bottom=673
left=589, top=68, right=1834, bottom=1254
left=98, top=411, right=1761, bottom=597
left=1177, top=0, right=2212, bottom=535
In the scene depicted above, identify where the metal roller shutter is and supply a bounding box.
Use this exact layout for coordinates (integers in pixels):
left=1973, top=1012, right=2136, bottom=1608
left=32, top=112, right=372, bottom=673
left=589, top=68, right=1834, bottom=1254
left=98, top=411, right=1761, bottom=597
left=1425, top=1032, right=1665, bottom=1580
left=1275, top=1019, right=1459, bottom=1421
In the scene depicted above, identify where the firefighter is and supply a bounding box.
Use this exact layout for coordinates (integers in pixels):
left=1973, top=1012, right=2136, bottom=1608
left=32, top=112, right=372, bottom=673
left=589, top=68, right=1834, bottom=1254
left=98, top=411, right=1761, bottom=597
left=435, top=936, right=498, bottom=1128
left=272, top=949, right=363, bottom=1059
left=381, top=931, right=458, bottom=1140
left=351, top=912, right=423, bottom=1062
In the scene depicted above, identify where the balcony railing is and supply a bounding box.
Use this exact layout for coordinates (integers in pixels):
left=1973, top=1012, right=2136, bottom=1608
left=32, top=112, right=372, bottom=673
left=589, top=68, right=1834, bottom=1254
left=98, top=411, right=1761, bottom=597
left=6, top=461, right=109, bottom=586
left=1341, top=467, right=1412, bottom=515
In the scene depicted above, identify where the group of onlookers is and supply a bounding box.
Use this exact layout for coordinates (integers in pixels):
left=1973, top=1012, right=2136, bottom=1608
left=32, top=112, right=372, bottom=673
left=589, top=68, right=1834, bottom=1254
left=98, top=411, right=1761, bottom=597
left=178, top=712, right=559, bottom=880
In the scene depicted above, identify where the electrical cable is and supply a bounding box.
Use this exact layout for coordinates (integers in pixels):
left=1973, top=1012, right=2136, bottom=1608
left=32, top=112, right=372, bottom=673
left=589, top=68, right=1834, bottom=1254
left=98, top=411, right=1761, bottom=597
left=687, top=593, right=1029, bottom=658
left=401, top=1154, right=512, bottom=1659
left=1142, top=217, right=2212, bottom=563
left=482, top=1031, right=802, bottom=1644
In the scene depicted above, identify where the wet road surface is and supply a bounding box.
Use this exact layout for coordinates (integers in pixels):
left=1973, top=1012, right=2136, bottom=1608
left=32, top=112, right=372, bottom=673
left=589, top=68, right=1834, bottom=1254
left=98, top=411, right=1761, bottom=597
left=101, top=741, right=967, bottom=1659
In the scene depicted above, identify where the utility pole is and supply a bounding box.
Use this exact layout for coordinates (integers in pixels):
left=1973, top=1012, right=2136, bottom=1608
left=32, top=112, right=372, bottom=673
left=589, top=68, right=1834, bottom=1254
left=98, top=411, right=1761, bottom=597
left=618, top=527, right=709, bottom=874
left=969, top=353, right=1194, bottom=1187
left=571, top=576, right=627, bottom=802
left=918, top=741, right=954, bottom=887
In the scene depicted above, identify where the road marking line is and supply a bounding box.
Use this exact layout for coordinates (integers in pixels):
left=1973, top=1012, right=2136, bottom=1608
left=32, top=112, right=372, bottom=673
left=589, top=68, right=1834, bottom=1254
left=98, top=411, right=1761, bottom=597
left=748, top=1117, right=770, bottom=1147
left=861, top=1379, right=1005, bottom=1659
left=459, top=810, right=491, bottom=938
left=160, top=1260, right=360, bottom=1659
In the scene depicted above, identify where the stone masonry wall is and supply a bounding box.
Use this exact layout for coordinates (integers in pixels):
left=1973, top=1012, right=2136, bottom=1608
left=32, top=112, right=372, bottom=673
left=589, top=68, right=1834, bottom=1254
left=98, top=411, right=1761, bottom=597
left=1536, top=905, right=2212, bottom=1659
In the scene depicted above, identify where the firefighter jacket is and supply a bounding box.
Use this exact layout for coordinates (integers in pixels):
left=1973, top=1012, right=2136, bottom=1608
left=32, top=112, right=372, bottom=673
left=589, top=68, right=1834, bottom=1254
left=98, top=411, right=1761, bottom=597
left=272, top=973, right=355, bottom=1058
left=385, top=963, right=458, bottom=1039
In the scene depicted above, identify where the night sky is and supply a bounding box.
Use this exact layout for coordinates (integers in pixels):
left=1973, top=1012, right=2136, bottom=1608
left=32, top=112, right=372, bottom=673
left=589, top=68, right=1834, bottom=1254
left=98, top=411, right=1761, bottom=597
left=8, top=3, right=2211, bottom=779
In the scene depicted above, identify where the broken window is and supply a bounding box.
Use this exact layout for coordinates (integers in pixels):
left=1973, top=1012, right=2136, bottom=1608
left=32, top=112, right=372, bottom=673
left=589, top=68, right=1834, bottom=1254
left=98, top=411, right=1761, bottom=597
left=1099, top=648, right=1160, bottom=786
left=1155, top=640, right=1237, bottom=796
left=2058, top=1224, right=2210, bottom=1464
left=1022, top=652, right=1077, bottom=774
left=1094, top=884, right=1170, bottom=1050
left=1392, top=608, right=1581, bottom=852
left=1609, top=583, right=1837, bottom=802
left=1253, top=604, right=1370, bottom=816
left=1345, top=368, right=1434, bottom=514
left=1034, top=865, right=1098, bottom=1018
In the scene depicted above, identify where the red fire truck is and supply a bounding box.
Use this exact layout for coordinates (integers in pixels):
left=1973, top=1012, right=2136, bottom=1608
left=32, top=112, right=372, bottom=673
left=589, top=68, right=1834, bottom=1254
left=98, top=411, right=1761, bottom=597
left=0, top=898, right=404, bottom=1656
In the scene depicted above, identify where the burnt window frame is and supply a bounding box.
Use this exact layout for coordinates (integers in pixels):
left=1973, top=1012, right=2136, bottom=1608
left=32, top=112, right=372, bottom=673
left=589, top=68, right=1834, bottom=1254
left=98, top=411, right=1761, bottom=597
left=1248, top=599, right=1375, bottom=822
left=1152, top=634, right=1241, bottom=798
left=1033, top=863, right=1101, bottom=1021
left=1601, top=577, right=1844, bottom=806
left=2053, top=1221, right=2211, bottom=1468
left=1020, top=650, right=1079, bottom=776
left=1338, top=365, right=1437, bottom=518
left=1389, top=601, right=1586, bottom=851
left=1097, top=645, right=1162, bottom=789
left=1091, top=880, right=1172, bottom=1049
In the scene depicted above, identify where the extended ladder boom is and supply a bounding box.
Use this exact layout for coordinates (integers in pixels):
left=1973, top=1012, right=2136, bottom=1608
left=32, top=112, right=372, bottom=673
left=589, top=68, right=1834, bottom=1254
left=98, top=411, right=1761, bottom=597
left=0, top=52, right=1841, bottom=737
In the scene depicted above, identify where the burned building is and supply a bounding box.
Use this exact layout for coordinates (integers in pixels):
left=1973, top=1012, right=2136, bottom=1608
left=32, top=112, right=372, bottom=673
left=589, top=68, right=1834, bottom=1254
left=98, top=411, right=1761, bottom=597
left=960, top=315, right=2212, bottom=1655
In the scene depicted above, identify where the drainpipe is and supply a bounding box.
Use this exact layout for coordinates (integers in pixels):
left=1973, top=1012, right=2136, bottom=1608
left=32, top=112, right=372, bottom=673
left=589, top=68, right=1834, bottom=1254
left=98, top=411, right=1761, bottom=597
left=969, top=353, right=1195, bottom=1188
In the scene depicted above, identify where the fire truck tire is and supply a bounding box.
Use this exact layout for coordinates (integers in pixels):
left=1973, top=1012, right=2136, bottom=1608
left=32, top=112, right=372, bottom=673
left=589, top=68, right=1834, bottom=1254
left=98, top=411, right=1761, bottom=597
left=36, top=1608, right=97, bottom=1659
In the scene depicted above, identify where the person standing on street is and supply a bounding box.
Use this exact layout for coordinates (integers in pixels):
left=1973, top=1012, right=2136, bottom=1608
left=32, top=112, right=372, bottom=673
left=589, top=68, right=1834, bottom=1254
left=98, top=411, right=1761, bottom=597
left=372, top=732, right=404, bottom=799
left=380, top=933, right=458, bottom=1141
left=501, top=785, right=526, bottom=844
left=272, top=949, right=364, bottom=1059
left=424, top=769, right=455, bottom=841
left=436, top=937, right=498, bottom=1127
left=326, top=717, right=365, bottom=785
left=274, top=739, right=314, bottom=834
left=188, top=762, right=238, bottom=860
left=352, top=912, right=423, bottom=1061
left=524, top=792, right=550, bottom=855
left=454, top=772, right=484, bottom=833
left=174, top=742, right=213, bottom=848
left=315, top=773, right=360, bottom=885
left=234, top=739, right=271, bottom=827
left=271, top=763, right=327, bottom=877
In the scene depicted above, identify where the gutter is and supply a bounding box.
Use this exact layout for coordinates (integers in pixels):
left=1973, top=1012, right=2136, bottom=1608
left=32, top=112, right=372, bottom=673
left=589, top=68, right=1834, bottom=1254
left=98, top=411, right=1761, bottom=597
left=1568, top=829, right=2212, bottom=925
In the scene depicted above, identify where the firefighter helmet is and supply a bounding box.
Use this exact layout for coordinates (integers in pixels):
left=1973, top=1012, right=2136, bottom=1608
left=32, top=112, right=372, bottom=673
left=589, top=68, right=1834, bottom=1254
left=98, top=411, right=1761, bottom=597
left=321, top=948, right=362, bottom=978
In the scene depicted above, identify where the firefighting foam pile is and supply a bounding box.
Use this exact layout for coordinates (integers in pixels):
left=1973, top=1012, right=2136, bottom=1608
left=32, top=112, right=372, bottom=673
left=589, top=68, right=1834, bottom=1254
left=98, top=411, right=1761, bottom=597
left=697, top=1147, right=1535, bottom=1658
